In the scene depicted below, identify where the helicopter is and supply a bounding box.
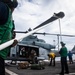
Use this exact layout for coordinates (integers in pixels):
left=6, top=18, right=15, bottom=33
left=9, top=34, right=56, bottom=61
left=71, top=45, right=75, bottom=54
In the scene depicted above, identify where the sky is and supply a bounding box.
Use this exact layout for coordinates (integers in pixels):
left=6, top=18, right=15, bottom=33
left=12, top=0, right=75, bottom=51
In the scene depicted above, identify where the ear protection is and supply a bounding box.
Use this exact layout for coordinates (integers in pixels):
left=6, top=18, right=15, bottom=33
left=0, top=0, right=18, bottom=8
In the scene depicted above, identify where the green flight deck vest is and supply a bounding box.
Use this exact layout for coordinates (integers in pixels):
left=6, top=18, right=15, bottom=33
left=0, top=7, right=13, bottom=59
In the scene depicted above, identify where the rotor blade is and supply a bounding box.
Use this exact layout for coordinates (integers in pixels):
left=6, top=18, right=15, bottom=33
left=15, top=12, right=65, bottom=33
left=15, top=31, right=75, bottom=37
left=14, top=31, right=27, bottom=33
left=33, top=32, right=75, bottom=37
left=33, top=12, right=65, bottom=30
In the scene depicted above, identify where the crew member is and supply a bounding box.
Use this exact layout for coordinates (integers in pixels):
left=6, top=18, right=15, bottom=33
left=59, top=42, right=69, bottom=75
left=30, top=49, right=37, bottom=64
left=0, top=0, right=18, bottom=75
left=48, top=52, right=56, bottom=66
left=68, top=51, right=73, bottom=64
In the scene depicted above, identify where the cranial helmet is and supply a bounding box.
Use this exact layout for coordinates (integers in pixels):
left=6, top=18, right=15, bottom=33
left=0, top=0, right=18, bottom=8
left=60, top=41, right=65, bottom=46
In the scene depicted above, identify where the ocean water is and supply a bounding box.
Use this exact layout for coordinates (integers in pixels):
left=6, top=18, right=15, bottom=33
left=55, top=54, right=75, bottom=62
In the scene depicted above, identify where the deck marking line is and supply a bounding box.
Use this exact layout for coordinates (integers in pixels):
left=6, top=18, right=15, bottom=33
left=5, top=68, right=18, bottom=75
left=56, top=73, right=75, bottom=75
